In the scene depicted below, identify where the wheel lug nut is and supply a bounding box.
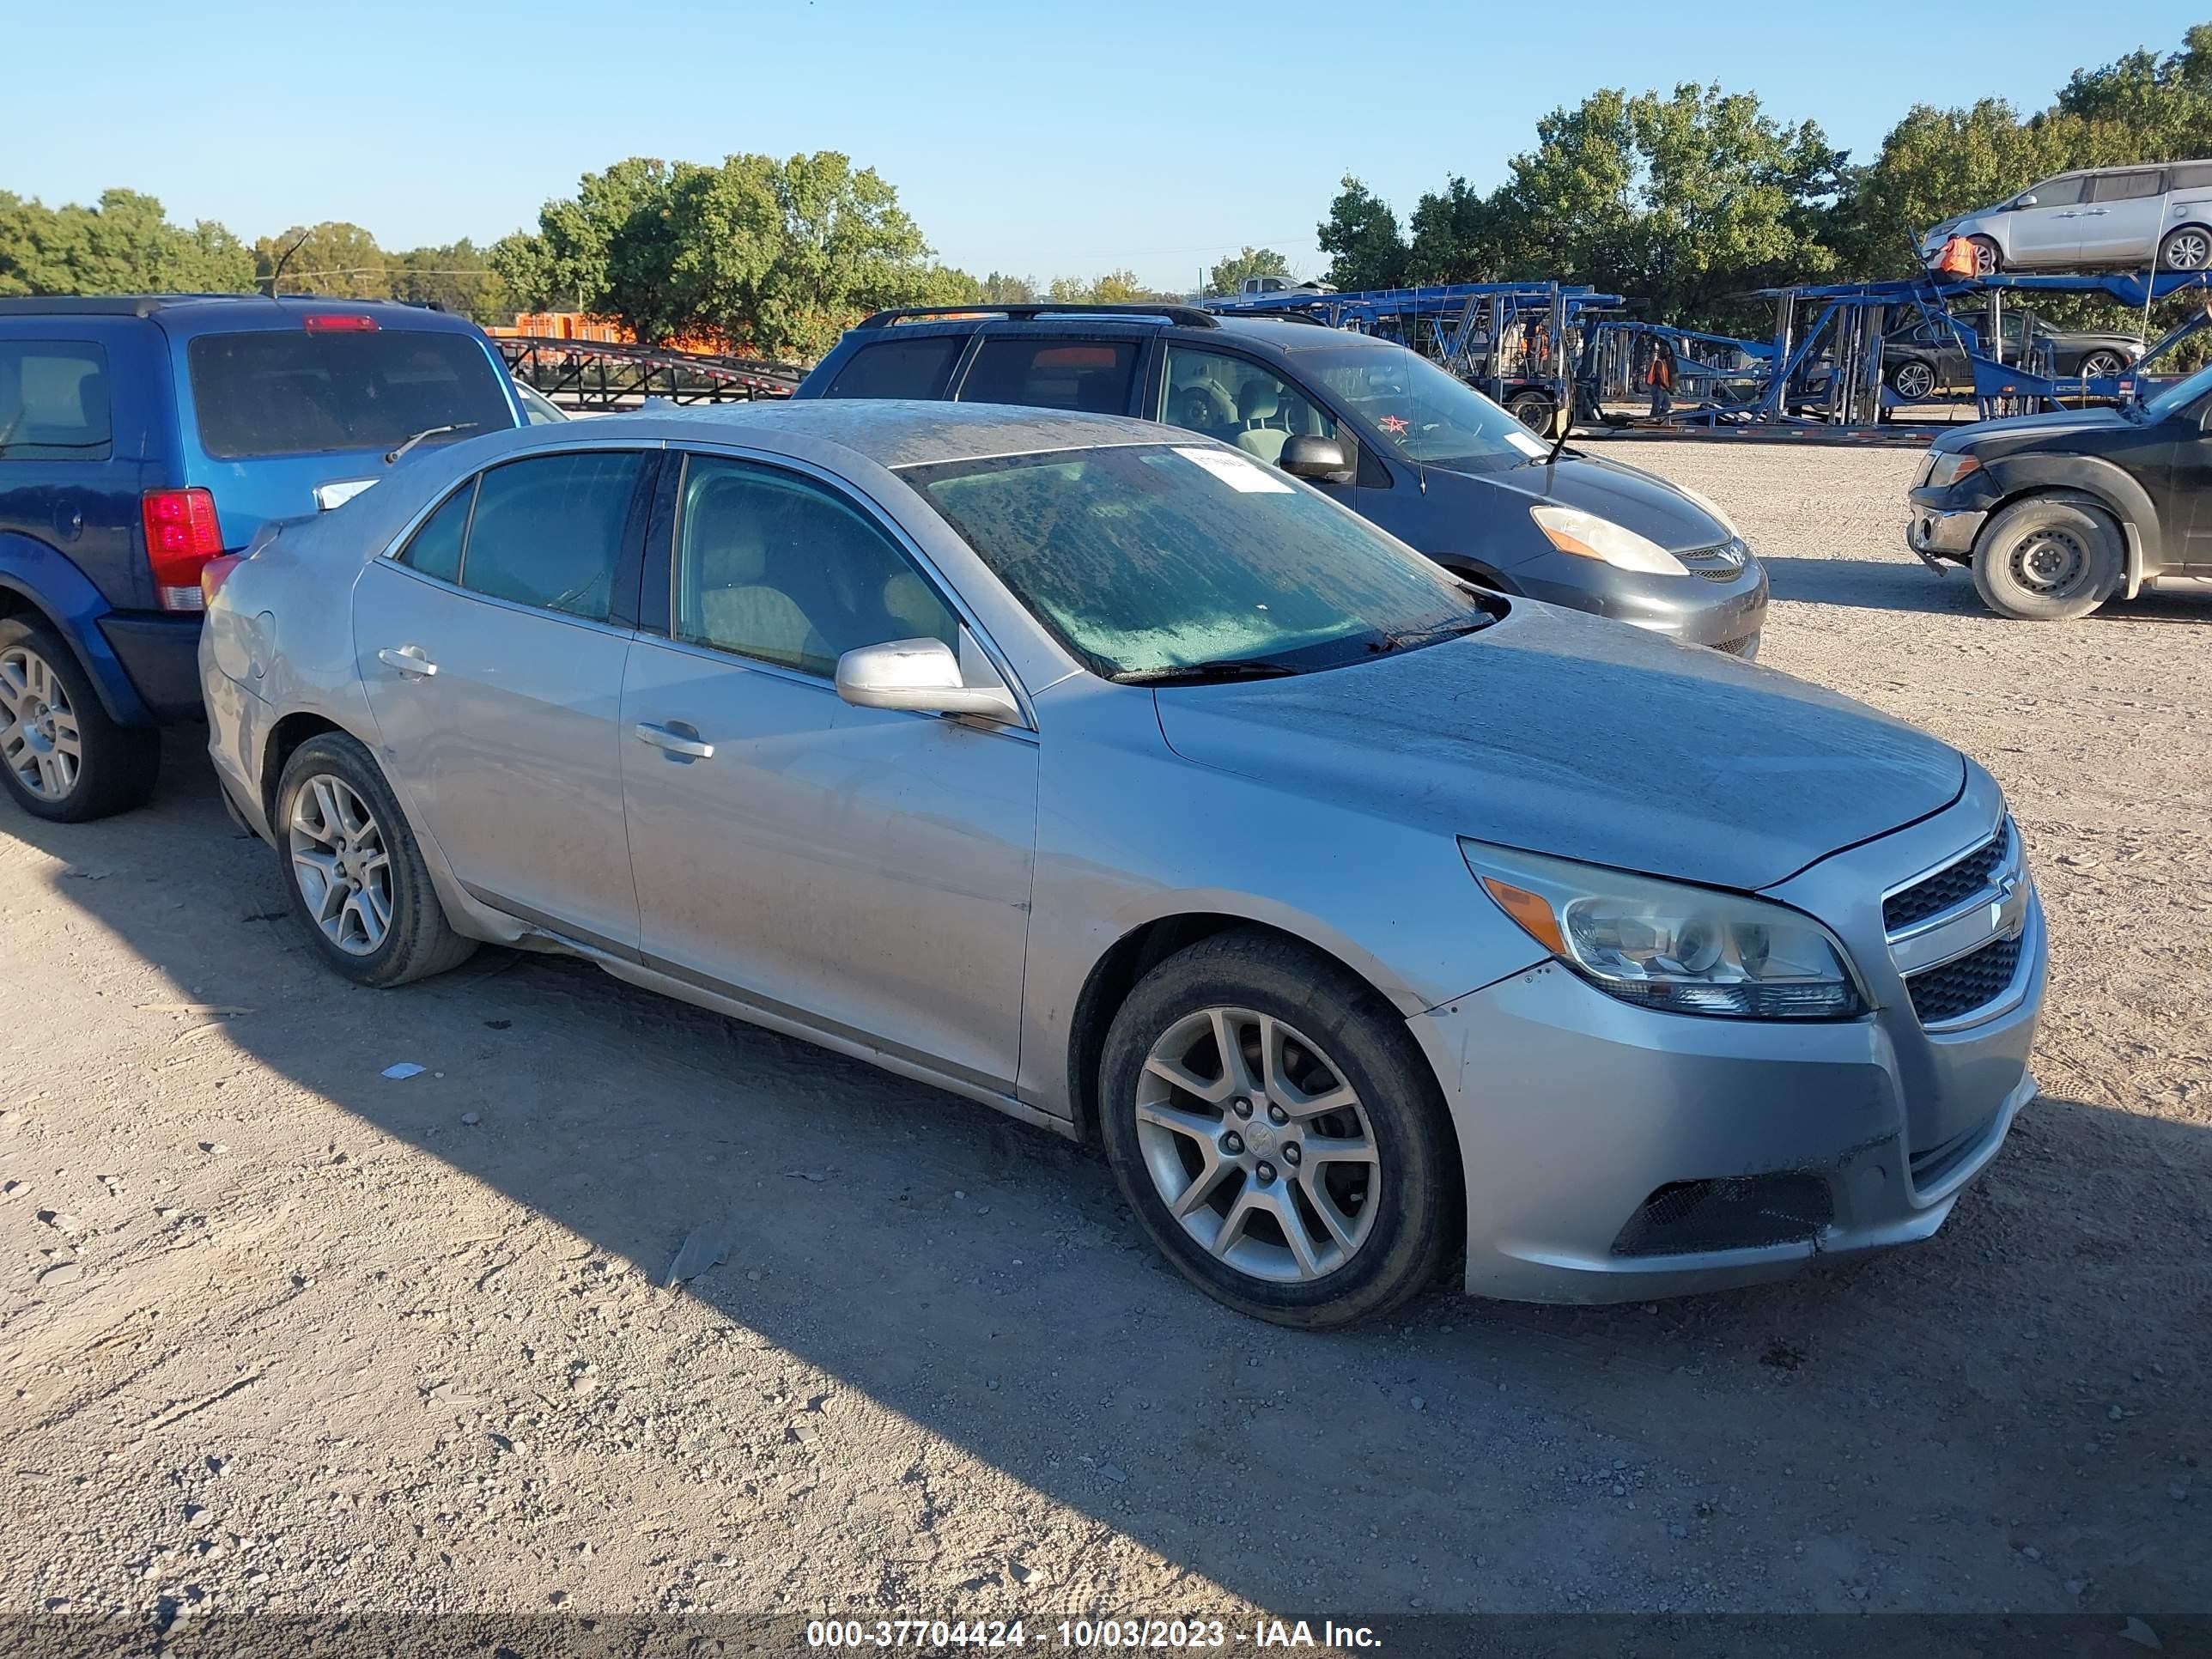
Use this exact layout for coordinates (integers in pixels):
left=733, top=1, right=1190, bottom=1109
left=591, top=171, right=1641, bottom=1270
left=1221, top=1132, right=1243, bottom=1156
left=1267, top=1103, right=1288, bottom=1126
left=1231, top=1097, right=1253, bottom=1118
left=1283, top=1144, right=1301, bottom=1166
left=1255, top=1162, right=1277, bottom=1184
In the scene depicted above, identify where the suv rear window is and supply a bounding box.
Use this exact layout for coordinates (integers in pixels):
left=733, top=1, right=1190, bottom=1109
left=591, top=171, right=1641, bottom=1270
left=957, top=337, right=1138, bottom=414
left=186, top=329, right=512, bottom=460
left=0, top=341, right=112, bottom=460
left=823, top=337, right=963, bottom=399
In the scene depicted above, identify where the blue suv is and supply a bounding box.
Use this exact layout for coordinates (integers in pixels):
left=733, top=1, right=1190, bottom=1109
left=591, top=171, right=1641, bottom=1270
left=0, top=295, right=522, bottom=820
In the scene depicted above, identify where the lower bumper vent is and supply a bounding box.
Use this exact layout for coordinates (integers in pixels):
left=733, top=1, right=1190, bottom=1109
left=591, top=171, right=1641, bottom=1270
left=1611, top=1174, right=1834, bottom=1257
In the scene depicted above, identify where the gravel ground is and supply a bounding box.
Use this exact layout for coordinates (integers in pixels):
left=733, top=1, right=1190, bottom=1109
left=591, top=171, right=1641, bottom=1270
left=1, top=441, right=2206, bottom=1644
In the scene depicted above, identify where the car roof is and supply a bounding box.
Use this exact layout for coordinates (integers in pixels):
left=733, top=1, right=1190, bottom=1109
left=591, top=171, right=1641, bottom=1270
left=493, top=398, right=1194, bottom=471
left=836, top=308, right=1393, bottom=359
left=0, top=294, right=488, bottom=339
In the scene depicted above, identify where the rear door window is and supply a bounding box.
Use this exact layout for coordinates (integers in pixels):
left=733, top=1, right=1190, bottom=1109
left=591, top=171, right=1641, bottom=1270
left=2089, top=170, right=2163, bottom=204
left=823, top=336, right=964, bottom=399
left=0, top=341, right=112, bottom=460
left=187, top=327, right=513, bottom=459
left=957, top=337, right=1139, bottom=414
left=398, top=482, right=476, bottom=584
left=456, top=452, right=646, bottom=622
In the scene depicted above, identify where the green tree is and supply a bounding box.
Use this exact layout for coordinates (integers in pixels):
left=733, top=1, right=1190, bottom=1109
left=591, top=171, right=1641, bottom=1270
left=1405, top=177, right=1504, bottom=283
left=1205, top=246, right=1291, bottom=295
left=388, top=239, right=511, bottom=324
left=0, top=189, right=252, bottom=295
left=1316, top=176, right=1407, bottom=290
left=978, top=270, right=1038, bottom=303
left=256, top=222, right=389, bottom=299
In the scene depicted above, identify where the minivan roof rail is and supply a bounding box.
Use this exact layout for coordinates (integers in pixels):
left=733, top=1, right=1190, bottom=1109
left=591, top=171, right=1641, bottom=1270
left=857, top=303, right=1221, bottom=330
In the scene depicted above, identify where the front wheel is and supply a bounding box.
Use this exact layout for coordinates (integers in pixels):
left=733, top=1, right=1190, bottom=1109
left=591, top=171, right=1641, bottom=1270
left=274, top=732, right=476, bottom=987
left=1098, top=929, right=1458, bottom=1328
left=1969, top=235, right=2002, bottom=276
left=0, top=618, right=160, bottom=823
left=1971, top=497, right=2124, bottom=621
left=1887, top=359, right=1937, bottom=401
left=2160, top=226, right=2212, bottom=272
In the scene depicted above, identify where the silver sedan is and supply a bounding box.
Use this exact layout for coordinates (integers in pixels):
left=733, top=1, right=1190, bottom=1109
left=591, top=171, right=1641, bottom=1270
left=200, top=402, right=2045, bottom=1328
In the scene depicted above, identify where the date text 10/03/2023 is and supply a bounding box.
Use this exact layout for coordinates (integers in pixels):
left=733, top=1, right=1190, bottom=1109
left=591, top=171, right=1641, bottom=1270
left=805, top=1618, right=1383, bottom=1649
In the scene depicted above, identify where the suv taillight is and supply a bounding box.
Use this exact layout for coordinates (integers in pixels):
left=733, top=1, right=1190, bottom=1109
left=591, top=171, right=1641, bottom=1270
left=141, top=489, right=225, bottom=612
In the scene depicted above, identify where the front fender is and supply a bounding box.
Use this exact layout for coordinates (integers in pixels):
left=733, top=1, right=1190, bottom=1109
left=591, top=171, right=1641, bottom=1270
left=0, top=532, right=148, bottom=724
left=1978, top=453, right=2161, bottom=593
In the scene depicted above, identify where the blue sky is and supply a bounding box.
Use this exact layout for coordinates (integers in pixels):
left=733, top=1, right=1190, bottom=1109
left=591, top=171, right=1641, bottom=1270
left=12, top=1, right=2206, bottom=289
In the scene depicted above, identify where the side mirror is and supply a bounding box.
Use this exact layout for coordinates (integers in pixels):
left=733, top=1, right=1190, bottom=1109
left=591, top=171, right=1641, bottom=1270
left=2014, top=193, right=2039, bottom=209
left=1279, top=434, right=1355, bottom=483
left=835, top=635, right=1022, bottom=725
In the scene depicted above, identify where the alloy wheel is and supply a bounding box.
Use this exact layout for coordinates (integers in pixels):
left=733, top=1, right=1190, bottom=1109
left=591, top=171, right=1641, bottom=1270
left=0, top=646, right=82, bottom=801
left=288, top=774, right=394, bottom=956
left=1892, top=361, right=1936, bottom=401
left=2163, top=229, right=2211, bottom=271
left=2008, top=526, right=2090, bottom=597
left=1133, top=1006, right=1380, bottom=1283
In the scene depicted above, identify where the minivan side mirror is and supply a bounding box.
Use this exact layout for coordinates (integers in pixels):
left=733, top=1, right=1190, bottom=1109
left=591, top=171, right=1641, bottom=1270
left=2014, top=192, right=2039, bottom=209
left=835, top=635, right=1023, bottom=725
left=1279, top=434, right=1355, bottom=483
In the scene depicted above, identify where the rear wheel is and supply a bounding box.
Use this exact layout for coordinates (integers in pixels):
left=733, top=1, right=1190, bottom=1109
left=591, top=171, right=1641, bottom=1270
left=2160, top=226, right=2212, bottom=272
left=275, top=732, right=475, bottom=988
left=0, top=618, right=160, bottom=823
left=1887, top=358, right=1938, bottom=401
left=1506, top=391, right=1557, bottom=433
left=2075, top=349, right=2126, bottom=381
left=1099, top=928, right=1457, bottom=1328
left=1971, top=497, right=2124, bottom=621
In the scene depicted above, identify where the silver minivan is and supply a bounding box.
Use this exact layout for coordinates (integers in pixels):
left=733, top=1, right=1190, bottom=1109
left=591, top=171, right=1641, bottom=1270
left=1920, top=161, right=2212, bottom=274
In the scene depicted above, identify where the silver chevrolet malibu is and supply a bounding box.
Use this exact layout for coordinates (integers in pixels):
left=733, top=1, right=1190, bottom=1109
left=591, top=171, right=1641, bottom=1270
left=199, top=402, right=2045, bottom=1328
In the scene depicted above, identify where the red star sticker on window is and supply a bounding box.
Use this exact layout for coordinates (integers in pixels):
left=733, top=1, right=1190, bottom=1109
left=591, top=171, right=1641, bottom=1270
left=1377, top=415, right=1409, bottom=434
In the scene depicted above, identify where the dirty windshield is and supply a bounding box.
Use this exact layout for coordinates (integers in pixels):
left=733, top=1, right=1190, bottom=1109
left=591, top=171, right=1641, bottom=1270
left=904, top=443, right=1487, bottom=681
left=1301, top=344, right=1549, bottom=471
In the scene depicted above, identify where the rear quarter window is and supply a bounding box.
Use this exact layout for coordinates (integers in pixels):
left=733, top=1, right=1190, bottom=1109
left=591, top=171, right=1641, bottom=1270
left=957, top=338, right=1139, bottom=414
left=0, top=341, right=112, bottom=460
left=823, top=336, right=963, bottom=399
left=2169, top=161, right=2212, bottom=191
left=186, top=328, right=513, bottom=460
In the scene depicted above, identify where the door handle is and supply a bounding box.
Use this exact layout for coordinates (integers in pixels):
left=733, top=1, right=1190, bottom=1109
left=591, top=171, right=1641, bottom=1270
left=634, top=721, right=714, bottom=759
left=378, top=646, right=437, bottom=678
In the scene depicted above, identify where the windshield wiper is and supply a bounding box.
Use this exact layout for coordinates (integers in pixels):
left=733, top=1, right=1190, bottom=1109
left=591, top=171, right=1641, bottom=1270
left=384, top=422, right=478, bottom=465
left=1369, top=617, right=1494, bottom=653
left=1112, top=659, right=1304, bottom=685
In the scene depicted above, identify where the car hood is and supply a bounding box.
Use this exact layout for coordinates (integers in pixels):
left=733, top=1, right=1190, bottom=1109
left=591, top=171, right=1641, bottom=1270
left=1440, top=452, right=1732, bottom=554
left=1931, top=405, right=2131, bottom=454
left=1152, top=602, right=1964, bottom=892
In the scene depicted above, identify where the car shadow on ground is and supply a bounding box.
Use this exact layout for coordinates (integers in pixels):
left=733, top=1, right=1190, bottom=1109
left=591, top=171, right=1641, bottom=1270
left=10, top=739, right=2210, bottom=1620
left=1764, top=554, right=2212, bottom=625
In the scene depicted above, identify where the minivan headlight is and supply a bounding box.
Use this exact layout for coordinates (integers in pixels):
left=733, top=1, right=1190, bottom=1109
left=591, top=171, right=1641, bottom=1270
left=1461, top=841, right=1866, bottom=1019
left=1528, top=506, right=1689, bottom=575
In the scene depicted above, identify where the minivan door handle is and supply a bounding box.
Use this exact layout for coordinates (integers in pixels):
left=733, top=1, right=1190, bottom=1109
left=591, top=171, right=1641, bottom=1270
left=634, top=720, right=714, bottom=760
left=378, top=646, right=438, bottom=678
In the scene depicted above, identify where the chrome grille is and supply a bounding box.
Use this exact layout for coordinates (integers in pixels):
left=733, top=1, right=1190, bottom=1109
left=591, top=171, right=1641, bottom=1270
left=1884, top=828, right=2009, bottom=933
left=1907, top=934, right=2025, bottom=1024
left=1676, top=538, right=1753, bottom=582
left=1713, top=634, right=1759, bottom=659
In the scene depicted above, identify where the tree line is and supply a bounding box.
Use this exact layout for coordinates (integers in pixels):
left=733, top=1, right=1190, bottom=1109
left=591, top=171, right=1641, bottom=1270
left=1318, top=24, right=2212, bottom=330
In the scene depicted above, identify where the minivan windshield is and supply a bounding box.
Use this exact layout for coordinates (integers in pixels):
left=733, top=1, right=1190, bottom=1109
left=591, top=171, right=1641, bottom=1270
left=1300, top=344, right=1551, bottom=471
left=186, top=329, right=514, bottom=460
left=905, top=442, right=1490, bottom=681
left=2141, top=361, right=2212, bottom=423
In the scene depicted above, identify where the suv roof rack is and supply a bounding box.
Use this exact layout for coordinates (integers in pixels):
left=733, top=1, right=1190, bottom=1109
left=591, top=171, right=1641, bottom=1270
left=858, top=303, right=1220, bottom=330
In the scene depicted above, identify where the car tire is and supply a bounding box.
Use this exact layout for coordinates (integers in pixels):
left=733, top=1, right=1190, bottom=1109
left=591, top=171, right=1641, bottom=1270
left=2075, top=350, right=2126, bottom=380
left=273, top=731, right=476, bottom=988
left=0, top=617, right=161, bottom=823
left=1506, top=391, right=1557, bottom=433
left=2159, top=226, right=2212, bottom=272
left=1887, top=359, right=1938, bottom=401
left=1971, top=497, right=2124, bottom=622
left=1098, top=927, right=1458, bottom=1328
left=1969, top=235, right=2002, bottom=276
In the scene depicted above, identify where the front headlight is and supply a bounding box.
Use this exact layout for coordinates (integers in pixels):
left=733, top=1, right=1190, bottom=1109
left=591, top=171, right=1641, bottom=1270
left=1925, top=452, right=1982, bottom=489
left=1529, top=505, right=1689, bottom=575
left=1668, top=482, right=1741, bottom=542
left=1461, top=841, right=1866, bottom=1020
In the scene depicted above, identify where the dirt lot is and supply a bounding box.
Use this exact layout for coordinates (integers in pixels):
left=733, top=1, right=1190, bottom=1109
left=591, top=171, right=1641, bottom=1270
left=2, top=441, right=2208, bottom=1643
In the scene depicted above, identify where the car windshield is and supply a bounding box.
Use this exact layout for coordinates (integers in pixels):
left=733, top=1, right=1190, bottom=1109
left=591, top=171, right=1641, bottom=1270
left=186, top=328, right=514, bottom=460
left=2141, top=361, right=2212, bottom=422
left=1297, top=344, right=1551, bottom=471
left=904, top=442, right=1489, bottom=681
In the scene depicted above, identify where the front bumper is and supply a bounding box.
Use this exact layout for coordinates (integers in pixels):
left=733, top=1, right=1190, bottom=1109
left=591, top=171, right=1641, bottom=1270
left=1507, top=546, right=1769, bottom=653
left=1412, top=783, right=2044, bottom=1304
left=1906, top=501, right=1987, bottom=562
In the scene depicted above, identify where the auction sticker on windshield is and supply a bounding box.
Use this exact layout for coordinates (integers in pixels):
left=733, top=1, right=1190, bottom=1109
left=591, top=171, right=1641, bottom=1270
left=1173, top=447, right=1292, bottom=493
left=1505, top=429, right=1549, bottom=459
